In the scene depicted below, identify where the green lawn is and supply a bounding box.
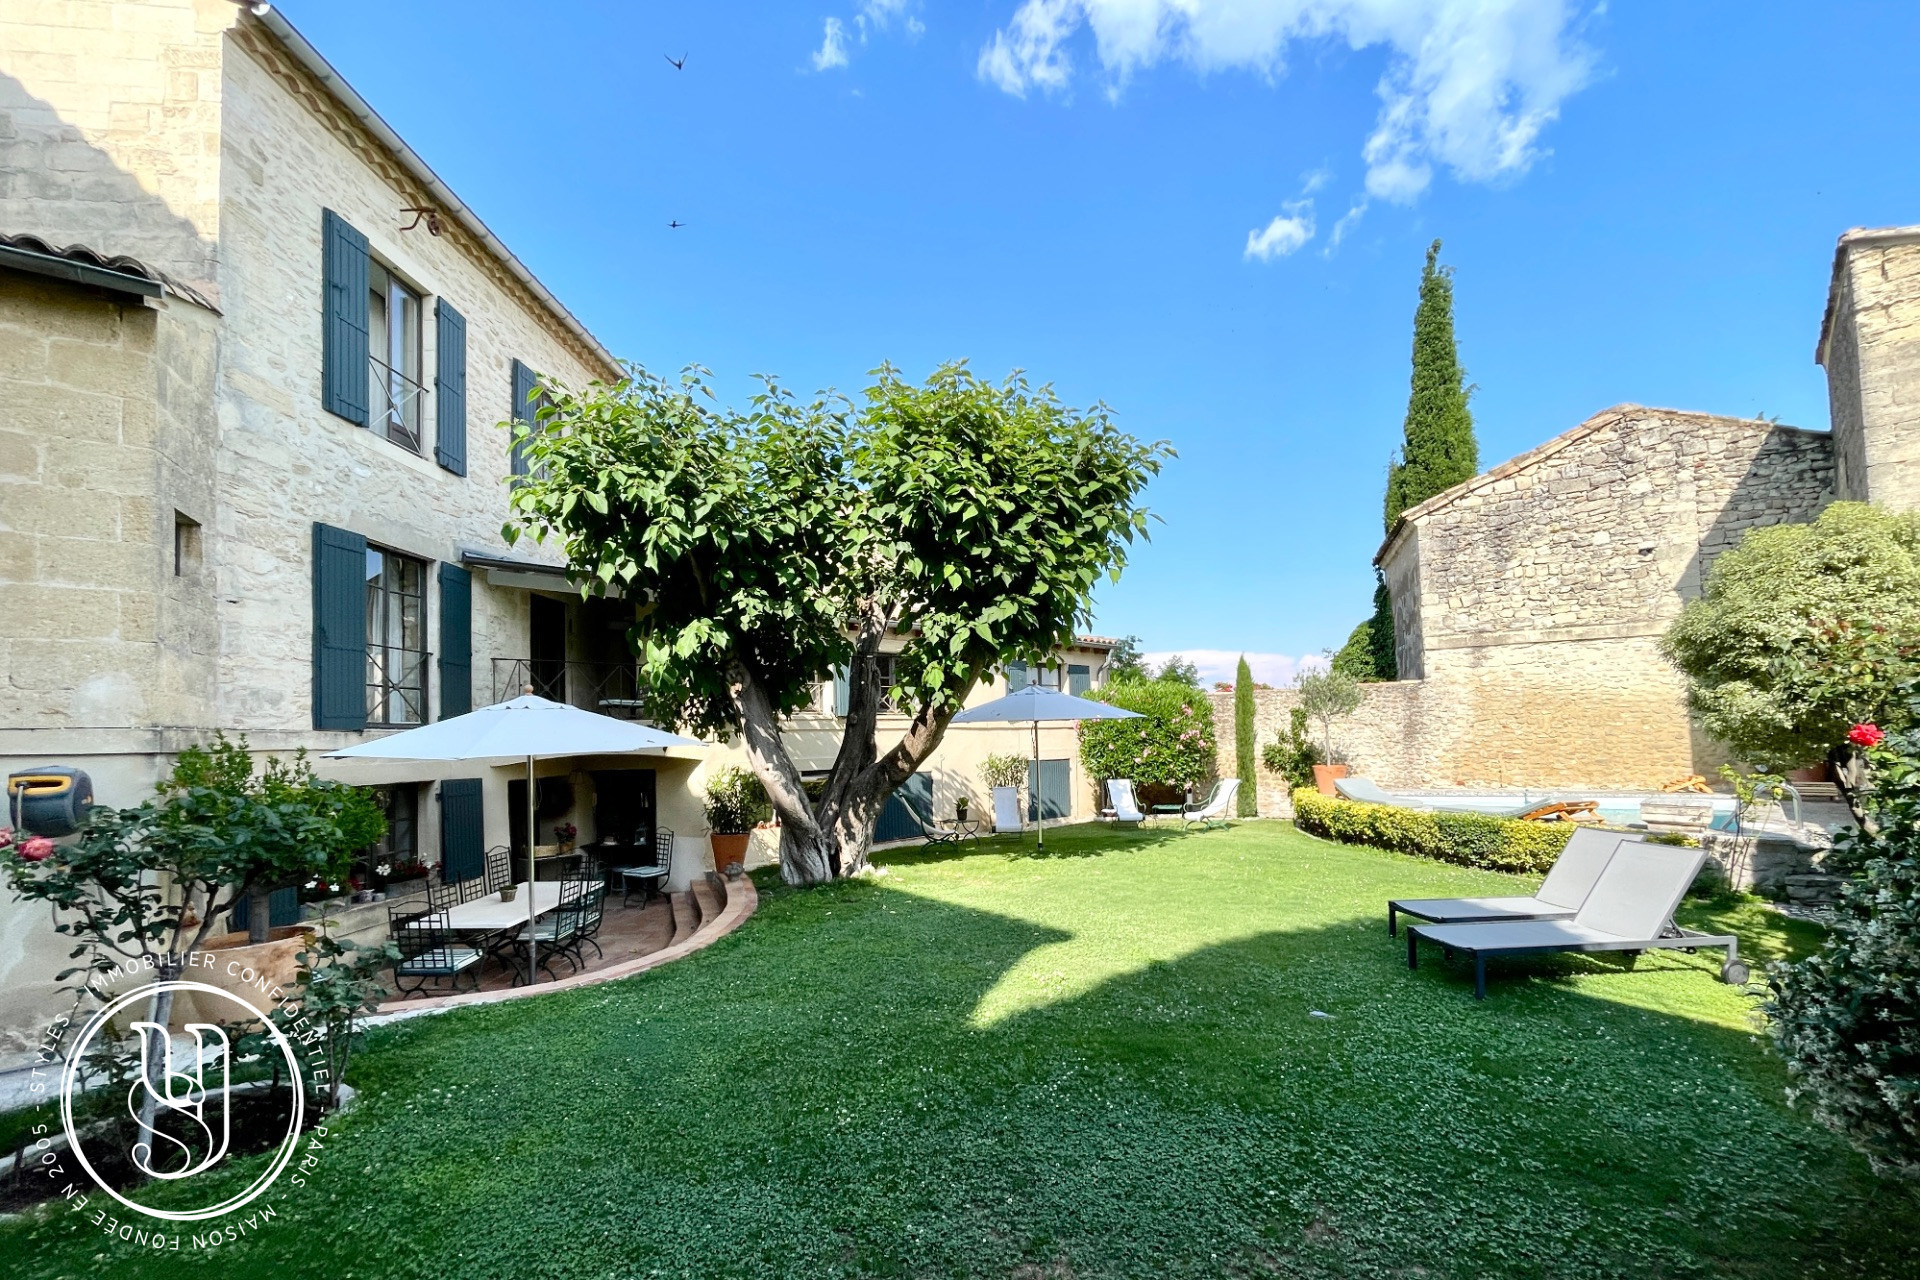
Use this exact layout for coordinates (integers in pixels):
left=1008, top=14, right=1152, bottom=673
left=6, top=821, right=1914, bottom=1279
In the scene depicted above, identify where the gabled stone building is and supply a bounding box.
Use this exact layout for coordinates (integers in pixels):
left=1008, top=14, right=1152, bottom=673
left=1357, top=226, right=1920, bottom=789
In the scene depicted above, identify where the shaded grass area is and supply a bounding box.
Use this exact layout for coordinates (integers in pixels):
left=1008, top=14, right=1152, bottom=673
left=4, top=821, right=1912, bottom=1278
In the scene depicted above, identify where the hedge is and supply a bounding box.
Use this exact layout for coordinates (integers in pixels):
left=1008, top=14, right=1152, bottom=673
left=1291, top=787, right=1573, bottom=874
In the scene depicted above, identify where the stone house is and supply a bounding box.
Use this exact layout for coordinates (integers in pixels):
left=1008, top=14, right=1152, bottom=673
left=0, top=3, right=1118, bottom=1068
left=1214, top=224, right=1920, bottom=803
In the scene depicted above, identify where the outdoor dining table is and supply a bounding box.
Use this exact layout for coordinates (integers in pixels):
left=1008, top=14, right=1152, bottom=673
left=432, top=880, right=562, bottom=932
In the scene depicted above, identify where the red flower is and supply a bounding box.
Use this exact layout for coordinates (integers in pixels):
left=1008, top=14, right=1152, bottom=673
left=19, top=836, right=55, bottom=862
left=1847, top=723, right=1887, bottom=749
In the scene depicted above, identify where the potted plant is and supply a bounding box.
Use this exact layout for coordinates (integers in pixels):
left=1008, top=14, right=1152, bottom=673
left=555, top=821, right=578, bottom=853
left=703, top=766, right=769, bottom=878
left=1296, top=665, right=1364, bottom=794
left=980, top=754, right=1028, bottom=827
left=955, top=794, right=971, bottom=824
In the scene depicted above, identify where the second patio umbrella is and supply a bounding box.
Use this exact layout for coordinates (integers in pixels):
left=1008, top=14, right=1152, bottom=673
left=948, top=684, right=1142, bottom=849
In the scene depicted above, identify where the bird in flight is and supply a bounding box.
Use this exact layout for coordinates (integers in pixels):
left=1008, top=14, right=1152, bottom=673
left=668, top=220, right=685, bottom=229
left=665, top=53, right=687, bottom=70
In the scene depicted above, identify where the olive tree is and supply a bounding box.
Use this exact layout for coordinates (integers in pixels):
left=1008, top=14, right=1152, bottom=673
left=505, top=362, right=1168, bottom=884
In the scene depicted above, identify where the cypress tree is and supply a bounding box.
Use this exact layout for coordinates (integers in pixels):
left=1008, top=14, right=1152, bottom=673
left=1233, top=655, right=1257, bottom=817
left=1357, top=240, right=1480, bottom=681
left=1386, top=239, right=1478, bottom=527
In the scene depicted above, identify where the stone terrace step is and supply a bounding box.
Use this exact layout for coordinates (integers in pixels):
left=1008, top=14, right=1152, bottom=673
left=690, top=879, right=722, bottom=932
left=668, top=891, right=698, bottom=947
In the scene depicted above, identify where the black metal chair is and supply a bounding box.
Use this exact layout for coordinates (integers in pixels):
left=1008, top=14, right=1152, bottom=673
left=574, top=881, right=607, bottom=963
left=390, top=908, right=484, bottom=998
left=612, top=828, right=674, bottom=908
left=483, top=845, right=512, bottom=893
left=504, top=877, right=588, bottom=985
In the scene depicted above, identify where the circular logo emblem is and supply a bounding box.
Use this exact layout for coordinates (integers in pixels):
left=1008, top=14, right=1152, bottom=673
left=60, top=980, right=306, bottom=1222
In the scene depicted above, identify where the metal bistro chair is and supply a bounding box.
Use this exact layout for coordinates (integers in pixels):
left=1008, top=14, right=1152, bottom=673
left=390, top=907, right=484, bottom=998
left=506, top=876, right=588, bottom=986
left=613, top=828, right=674, bottom=908
left=483, top=845, right=512, bottom=893
left=574, top=880, right=607, bottom=964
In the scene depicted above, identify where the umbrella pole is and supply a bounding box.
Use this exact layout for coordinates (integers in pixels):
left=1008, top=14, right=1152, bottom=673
left=1032, top=719, right=1043, bottom=851
left=526, top=755, right=537, bottom=986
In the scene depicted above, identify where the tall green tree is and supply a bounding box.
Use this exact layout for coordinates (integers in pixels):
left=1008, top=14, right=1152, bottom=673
left=1346, top=239, right=1480, bottom=681
left=1233, top=655, right=1257, bottom=817
left=507, top=361, right=1170, bottom=885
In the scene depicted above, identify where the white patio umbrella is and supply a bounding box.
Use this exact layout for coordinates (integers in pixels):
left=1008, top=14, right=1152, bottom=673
left=948, top=684, right=1142, bottom=849
left=325, top=694, right=701, bottom=985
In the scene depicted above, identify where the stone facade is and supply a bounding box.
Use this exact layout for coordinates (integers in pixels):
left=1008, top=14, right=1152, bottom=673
left=1818, top=227, right=1920, bottom=512
left=1367, top=406, right=1835, bottom=789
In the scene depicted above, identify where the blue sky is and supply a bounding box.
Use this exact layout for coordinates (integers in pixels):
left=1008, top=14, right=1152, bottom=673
left=280, top=1, right=1920, bottom=687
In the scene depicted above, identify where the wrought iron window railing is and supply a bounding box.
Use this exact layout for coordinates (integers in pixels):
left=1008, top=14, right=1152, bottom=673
left=491, top=658, right=656, bottom=721
left=370, top=354, right=428, bottom=454
left=369, top=645, right=431, bottom=727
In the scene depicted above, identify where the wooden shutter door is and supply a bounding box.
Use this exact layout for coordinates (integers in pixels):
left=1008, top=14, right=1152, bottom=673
left=832, top=666, right=850, bottom=716
left=434, top=299, right=467, bottom=474
left=439, top=778, right=485, bottom=883
left=321, top=209, right=370, bottom=426
left=438, top=563, right=472, bottom=718
left=875, top=773, right=933, bottom=844
left=311, top=522, right=369, bottom=730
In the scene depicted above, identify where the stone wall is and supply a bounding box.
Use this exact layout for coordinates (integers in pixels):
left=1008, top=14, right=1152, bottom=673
left=1820, top=229, right=1920, bottom=511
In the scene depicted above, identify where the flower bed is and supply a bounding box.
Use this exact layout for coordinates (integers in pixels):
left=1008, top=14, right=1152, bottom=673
left=1291, top=786, right=1573, bottom=874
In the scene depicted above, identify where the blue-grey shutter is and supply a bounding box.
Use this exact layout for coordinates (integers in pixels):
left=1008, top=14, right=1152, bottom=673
left=438, top=563, right=472, bottom=718
left=434, top=299, right=467, bottom=475
left=1027, top=758, right=1069, bottom=822
left=509, top=358, right=537, bottom=478
left=1006, top=661, right=1030, bottom=692
left=832, top=666, right=850, bottom=716
left=312, top=522, right=369, bottom=731
left=321, top=209, right=370, bottom=426
left=439, top=779, right=485, bottom=883
left=230, top=886, right=301, bottom=933
left=1068, top=664, right=1091, bottom=695
left=874, top=773, right=933, bottom=843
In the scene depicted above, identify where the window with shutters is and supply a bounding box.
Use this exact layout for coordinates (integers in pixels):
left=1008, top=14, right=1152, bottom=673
left=369, top=261, right=426, bottom=453
left=366, top=545, right=430, bottom=726
left=509, top=359, right=546, bottom=480
left=1067, top=663, right=1092, bottom=695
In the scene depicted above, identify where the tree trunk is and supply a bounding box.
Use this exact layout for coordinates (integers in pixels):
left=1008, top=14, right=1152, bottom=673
left=728, top=619, right=968, bottom=886
left=133, top=962, right=181, bottom=1182
left=247, top=881, right=273, bottom=945
left=1829, top=746, right=1875, bottom=834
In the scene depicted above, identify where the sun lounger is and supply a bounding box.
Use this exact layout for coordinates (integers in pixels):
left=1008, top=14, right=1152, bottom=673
left=1334, top=776, right=1402, bottom=806
left=1183, top=779, right=1239, bottom=830
left=1404, top=842, right=1746, bottom=999
left=1107, top=779, right=1145, bottom=827
left=991, top=785, right=1023, bottom=835
left=1386, top=827, right=1630, bottom=936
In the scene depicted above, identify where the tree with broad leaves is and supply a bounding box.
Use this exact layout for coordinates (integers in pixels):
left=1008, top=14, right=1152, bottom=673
left=504, top=361, right=1170, bottom=884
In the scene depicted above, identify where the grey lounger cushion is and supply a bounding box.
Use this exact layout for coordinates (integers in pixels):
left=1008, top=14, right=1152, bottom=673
left=1413, top=842, right=1707, bottom=957
left=1334, top=776, right=1401, bottom=806
left=1389, top=827, right=1630, bottom=928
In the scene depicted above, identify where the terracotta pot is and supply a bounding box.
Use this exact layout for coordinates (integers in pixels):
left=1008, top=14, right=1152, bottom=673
left=710, top=832, right=750, bottom=875
left=1313, top=764, right=1350, bottom=796
left=109, top=927, right=313, bottom=1034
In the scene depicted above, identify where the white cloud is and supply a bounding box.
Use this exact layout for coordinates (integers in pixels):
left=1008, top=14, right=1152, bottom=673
left=1325, top=195, right=1369, bottom=251
left=977, top=1, right=1595, bottom=204
left=812, top=16, right=850, bottom=70
left=860, top=0, right=925, bottom=36
left=1142, top=650, right=1327, bottom=689
left=1245, top=201, right=1314, bottom=260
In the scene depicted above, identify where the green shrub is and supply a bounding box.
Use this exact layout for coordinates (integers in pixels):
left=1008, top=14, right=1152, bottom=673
left=1261, top=706, right=1323, bottom=791
left=1765, top=721, right=1920, bottom=1179
left=980, top=753, right=1028, bottom=792
left=1291, top=787, right=1572, bottom=874
left=1079, top=679, right=1217, bottom=803
left=702, top=766, right=770, bottom=834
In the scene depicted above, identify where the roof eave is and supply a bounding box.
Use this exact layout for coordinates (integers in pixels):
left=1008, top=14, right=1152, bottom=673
left=249, top=6, right=621, bottom=380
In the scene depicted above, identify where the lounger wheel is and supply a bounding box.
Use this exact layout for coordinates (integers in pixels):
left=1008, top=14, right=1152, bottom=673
left=1721, top=960, right=1750, bottom=985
